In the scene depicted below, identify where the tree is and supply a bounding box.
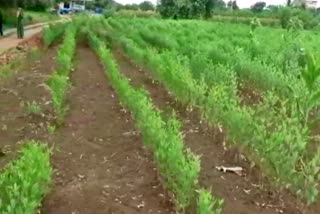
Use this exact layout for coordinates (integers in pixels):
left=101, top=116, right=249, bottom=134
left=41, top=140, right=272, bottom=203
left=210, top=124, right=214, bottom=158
left=287, top=0, right=292, bottom=6
left=227, top=1, right=239, bottom=10
left=94, top=0, right=113, bottom=8
left=139, top=1, right=154, bottom=11
left=214, top=0, right=226, bottom=9
left=159, top=0, right=226, bottom=18
left=227, top=0, right=232, bottom=8
left=251, top=1, right=266, bottom=12
left=232, top=0, right=239, bottom=10
left=205, top=0, right=226, bottom=17
left=189, top=0, right=207, bottom=18
left=0, top=0, right=51, bottom=10
left=279, top=6, right=292, bottom=28
left=122, top=4, right=140, bottom=11
left=158, top=0, right=176, bottom=17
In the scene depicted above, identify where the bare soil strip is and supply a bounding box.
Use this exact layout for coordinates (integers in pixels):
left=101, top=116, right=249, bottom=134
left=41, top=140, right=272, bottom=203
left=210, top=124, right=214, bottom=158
left=41, top=45, right=175, bottom=214
left=0, top=46, right=57, bottom=168
left=112, top=50, right=316, bottom=214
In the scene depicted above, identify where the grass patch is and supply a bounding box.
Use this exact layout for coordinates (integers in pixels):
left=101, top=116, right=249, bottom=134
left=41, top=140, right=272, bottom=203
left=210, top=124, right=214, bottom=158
left=0, top=141, right=52, bottom=213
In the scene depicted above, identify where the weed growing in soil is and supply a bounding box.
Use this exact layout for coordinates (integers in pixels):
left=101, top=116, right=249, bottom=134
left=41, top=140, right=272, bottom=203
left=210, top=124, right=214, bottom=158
left=47, top=124, right=56, bottom=135
left=43, top=22, right=68, bottom=48
left=0, top=141, right=52, bottom=213
left=0, top=65, right=13, bottom=80
left=297, top=52, right=320, bottom=125
left=25, top=101, right=42, bottom=115
left=0, top=57, right=23, bottom=81
left=197, top=189, right=223, bottom=214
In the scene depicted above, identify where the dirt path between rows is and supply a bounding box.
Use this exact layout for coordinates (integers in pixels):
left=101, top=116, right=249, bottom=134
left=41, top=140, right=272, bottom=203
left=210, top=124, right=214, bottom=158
left=41, top=45, right=175, bottom=214
left=112, top=50, right=317, bottom=214
left=0, top=46, right=57, bottom=167
left=0, top=28, right=44, bottom=55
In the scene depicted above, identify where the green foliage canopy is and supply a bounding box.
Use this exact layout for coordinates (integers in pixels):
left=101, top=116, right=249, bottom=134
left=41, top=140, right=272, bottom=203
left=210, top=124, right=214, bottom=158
left=158, top=0, right=226, bottom=18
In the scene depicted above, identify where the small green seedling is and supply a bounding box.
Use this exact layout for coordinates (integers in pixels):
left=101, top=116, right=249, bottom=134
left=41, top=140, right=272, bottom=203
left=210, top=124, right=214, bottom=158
left=197, top=189, right=224, bottom=214
left=47, top=124, right=56, bottom=135
left=25, top=101, right=42, bottom=115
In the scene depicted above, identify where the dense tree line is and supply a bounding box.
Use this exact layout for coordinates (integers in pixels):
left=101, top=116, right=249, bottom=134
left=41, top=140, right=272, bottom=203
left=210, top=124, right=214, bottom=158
left=0, top=0, right=155, bottom=12
left=158, top=0, right=228, bottom=18
left=117, top=1, right=154, bottom=11
left=0, top=0, right=55, bottom=11
left=251, top=1, right=266, bottom=12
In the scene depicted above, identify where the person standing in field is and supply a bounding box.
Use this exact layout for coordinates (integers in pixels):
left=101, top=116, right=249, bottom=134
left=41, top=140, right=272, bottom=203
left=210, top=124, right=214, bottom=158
left=17, top=8, right=24, bottom=39
left=0, top=10, right=3, bottom=37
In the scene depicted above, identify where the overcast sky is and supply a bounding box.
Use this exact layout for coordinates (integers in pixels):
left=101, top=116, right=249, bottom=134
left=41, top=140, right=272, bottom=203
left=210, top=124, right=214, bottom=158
left=114, top=0, right=289, bottom=8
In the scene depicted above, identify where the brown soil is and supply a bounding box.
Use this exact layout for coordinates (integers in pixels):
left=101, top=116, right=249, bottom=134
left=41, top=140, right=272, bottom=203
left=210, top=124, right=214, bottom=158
left=41, top=45, right=175, bottom=214
left=0, top=33, right=43, bottom=65
left=1, top=40, right=175, bottom=213
left=238, top=81, right=263, bottom=106
left=0, top=45, right=57, bottom=168
left=112, top=50, right=319, bottom=214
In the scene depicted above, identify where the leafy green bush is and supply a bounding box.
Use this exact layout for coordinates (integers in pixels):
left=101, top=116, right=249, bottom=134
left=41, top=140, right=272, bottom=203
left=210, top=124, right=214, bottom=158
left=197, top=189, right=223, bottom=214
left=43, top=23, right=68, bottom=48
left=279, top=7, right=320, bottom=30
left=1, top=9, right=57, bottom=29
left=1, top=9, right=17, bottom=28
left=211, top=15, right=280, bottom=27
left=0, top=141, right=52, bottom=213
left=104, top=8, right=116, bottom=18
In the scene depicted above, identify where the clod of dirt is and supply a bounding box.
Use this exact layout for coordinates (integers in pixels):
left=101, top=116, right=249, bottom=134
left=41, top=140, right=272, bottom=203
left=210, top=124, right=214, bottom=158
left=1, top=124, right=7, bottom=131
left=0, top=149, right=5, bottom=157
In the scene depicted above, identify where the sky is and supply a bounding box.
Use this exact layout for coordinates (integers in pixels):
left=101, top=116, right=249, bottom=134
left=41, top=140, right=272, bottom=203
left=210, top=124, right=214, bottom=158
left=114, top=0, right=289, bottom=8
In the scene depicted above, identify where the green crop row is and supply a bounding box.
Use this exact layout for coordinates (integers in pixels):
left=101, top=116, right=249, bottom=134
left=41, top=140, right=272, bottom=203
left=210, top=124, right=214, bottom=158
left=0, top=141, right=52, bottom=213
left=86, top=28, right=223, bottom=213
left=98, top=17, right=320, bottom=204
left=56, top=25, right=77, bottom=77
left=104, top=18, right=317, bottom=130
left=106, top=17, right=316, bottom=113
left=46, top=23, right=77, bottom=123
left=111, top=18, right=320, bottom=136
left=42, top=22, right=68, bottom=48
left=108, top=17, right=320, bottom=137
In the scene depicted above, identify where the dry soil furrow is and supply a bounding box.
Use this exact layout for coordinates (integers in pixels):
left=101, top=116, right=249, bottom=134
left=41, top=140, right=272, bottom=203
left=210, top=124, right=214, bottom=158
left=41, top=45, right=175, bottom=214
left=0, top=46, right=57, bottom=168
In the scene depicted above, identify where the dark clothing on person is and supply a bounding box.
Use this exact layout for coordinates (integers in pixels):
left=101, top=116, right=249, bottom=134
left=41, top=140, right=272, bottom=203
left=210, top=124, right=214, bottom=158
left=17, top=10, right=24, bottom=39
left=173, top=14, right=178, bottom=20
left=0, top=11, right=3, bottom=36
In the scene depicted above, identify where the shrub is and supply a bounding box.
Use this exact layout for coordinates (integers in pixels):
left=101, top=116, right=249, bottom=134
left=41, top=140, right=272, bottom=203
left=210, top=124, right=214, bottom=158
left=104, top=8, right=116, bottom=18
left=42, top=23, right=68, bottom=47
left=0, top=141, right=52, bottom=213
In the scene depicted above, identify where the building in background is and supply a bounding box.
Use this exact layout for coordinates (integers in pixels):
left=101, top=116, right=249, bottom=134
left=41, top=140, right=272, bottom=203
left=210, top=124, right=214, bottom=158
left=58, top=0, right=94, bottom=14
left=293, top=0, right=319, bottom=8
